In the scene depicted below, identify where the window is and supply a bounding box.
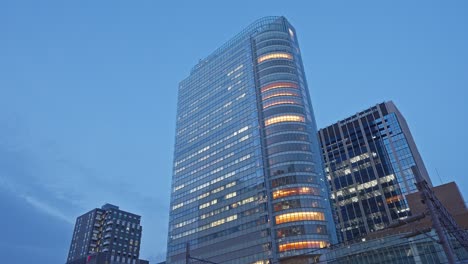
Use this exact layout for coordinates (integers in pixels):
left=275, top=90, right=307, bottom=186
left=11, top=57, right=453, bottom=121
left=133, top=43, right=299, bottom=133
left=273, top=187, right=320, bottom=199
left=275, top=211, right=325, bottom=224
left=257, top=52, right=293, bottom=63
left=265, top=115, right=304, bottom=126
left=261, top=82, right=298, bottom=93
left=278, top=241, right=327, bottom=252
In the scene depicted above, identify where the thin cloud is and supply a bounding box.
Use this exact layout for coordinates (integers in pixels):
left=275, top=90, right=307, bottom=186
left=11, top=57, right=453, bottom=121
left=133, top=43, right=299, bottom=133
left=21, top=194, right=75, bottom=225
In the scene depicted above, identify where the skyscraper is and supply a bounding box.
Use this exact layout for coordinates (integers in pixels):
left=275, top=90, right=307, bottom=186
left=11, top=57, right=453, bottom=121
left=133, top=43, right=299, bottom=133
left=66, top=204, right=147, bottom=264
left=167, top=16, right=336, bottom=264
left=318, top=101, right=432, bottom=242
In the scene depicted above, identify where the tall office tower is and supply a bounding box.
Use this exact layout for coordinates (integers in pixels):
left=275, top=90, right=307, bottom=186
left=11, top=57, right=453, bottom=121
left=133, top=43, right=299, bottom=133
left=66, top=204, right=147, bottom=264
left=167, top=17, right=336, bottom=264
left=318, top=101, right=432, bottom=242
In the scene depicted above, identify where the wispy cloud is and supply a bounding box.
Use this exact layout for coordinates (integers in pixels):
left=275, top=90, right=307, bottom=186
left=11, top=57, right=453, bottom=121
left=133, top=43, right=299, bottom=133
left=22, top=194, right=75, bottom=224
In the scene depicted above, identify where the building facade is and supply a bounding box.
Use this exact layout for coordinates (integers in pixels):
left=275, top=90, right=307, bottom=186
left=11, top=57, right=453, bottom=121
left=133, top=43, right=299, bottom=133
left=322, top=181, right=468, bottom=263
left=318, top=101, right=432, bottom=242
left=66, top=204, right=147, bottom=264
left=167, top=16, right=336, bottom=264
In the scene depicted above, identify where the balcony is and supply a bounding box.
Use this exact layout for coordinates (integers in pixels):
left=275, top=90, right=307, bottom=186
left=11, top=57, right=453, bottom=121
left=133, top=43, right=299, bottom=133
left=104, top=234, right=112, bottom=239
left=103, top=240, right=110, bottom=246
left=91, top=236, right=98, bottom=241
left=107, top=220, right=114, bottom=225
left=102, top=247, right=109, bottom=252
left=105, top=227, right=112, bottom=232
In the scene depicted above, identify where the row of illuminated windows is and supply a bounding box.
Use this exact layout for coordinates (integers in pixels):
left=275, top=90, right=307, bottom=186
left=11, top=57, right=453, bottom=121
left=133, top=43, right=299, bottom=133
left=179, top=76, right=247, bottom=123
left=226, top=64, right=244, bottom=77
left=263, top=98, right=301, bottom=109
left=168, top=216, right=267, bottom=253
left=259, top=72, right=299, bottom=87
left=171, top=202, right=268, bottom=240
left=174, top=125, right=249, bottom=169
left=178, top=91, right=247, bottom=145
left=177, top=116, right=250, bottom=159
left=265, top=115, right=304, bottom=126
left=172, top=195, right=258, bottom=230
left=261, top=81, right=298, bottom=93
left=175, top=151, right=252, bottom=190
left=278, top=240, right=328, bottom=252
left=175, top=171, right=236, bottom=199
left=180, top=135, right=250, bottom=176
left=275, top=211, right=325, bottom=225
left=171, top=213, right=238, bottom=240
left=199, top=191, right=236, bottom=210
left=177, top=77, right=245, bottom=129
left=273, top=198, right=322, bottom=212
left=175, top=151, right=233, bottom=175
left=178, top=61, right=246, bottom=117
left=171, top=164, right=257, bottom=217
left=174, top=151, right=251, bottom=188
left=172, top=180, right=237, bottom=210
left=273, top=187, right=320, bottom=199
left=262, top=90, right=300, bottom=101
left=263, top=105, right=305, bottom=119
left=257, top=52, right=293, bottom=64
left=186, top=115, right=235, bottom=145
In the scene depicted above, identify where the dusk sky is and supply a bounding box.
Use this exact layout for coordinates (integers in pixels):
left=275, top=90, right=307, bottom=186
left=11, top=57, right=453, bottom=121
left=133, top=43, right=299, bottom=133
left=1, top=1, right=467, bottom=263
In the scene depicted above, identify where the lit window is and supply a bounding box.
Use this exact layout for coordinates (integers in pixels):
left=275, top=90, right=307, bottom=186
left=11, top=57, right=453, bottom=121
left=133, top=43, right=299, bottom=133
left=273, top=187, right=320, bottom=199
left=262, top=92, right=298, bottom=100
left=278, top=241, right=327, bottom=252
left=263, top=100, right=298, bottom=109
left=275, top=211, right=325, bottom=224
left=257, top=53, right=293, bottom=63
left=265, top=115, right=304, bottom=126
left=261, top=82, right=298, bottom=93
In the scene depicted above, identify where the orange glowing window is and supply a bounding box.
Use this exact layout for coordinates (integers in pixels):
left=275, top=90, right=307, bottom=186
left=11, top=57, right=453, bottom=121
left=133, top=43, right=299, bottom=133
left=272, top=187, right=320, bottom=199
left=261, top=82, right=298, bottom=93
left=279, top=241, right=328, bottom=252
left=257, top=53, right=293, bottom=64
left=275, top=212, right=325, bottom=225
left=264, top=115, right=304, bottom=126
left=262, top=92, right=299, bottom=101
left=263, top=100, right=298, bottom=109
left=386, top=195, right=403, bottom=204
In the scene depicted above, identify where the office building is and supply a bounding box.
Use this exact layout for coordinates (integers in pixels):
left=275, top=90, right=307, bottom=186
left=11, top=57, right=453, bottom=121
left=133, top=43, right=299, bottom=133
left=167, top=16, right=336, bottom=264
left=66, top=203, right=148, bottom=264
left=318, top=101, right=432, bottom=242
left=322, top=181, right=468, bottom=263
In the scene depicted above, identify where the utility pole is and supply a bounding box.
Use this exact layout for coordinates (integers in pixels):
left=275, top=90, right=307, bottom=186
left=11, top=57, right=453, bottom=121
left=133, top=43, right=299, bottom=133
left=411, top=166, right=460, bottom=264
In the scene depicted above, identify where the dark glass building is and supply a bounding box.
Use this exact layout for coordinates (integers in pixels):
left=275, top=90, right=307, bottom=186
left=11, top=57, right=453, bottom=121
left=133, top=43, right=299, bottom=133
left=66, top=204, right=147, bottom=264
left=167, top=17, right=336, bottom=264
left=318, top=101, right=432, bottom=242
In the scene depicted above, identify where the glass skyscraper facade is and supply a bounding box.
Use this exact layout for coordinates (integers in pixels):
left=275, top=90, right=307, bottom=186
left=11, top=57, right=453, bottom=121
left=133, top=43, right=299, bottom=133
left=167, top=17, right=336, bottom=264
left=318, top=101, right=432, bottom=242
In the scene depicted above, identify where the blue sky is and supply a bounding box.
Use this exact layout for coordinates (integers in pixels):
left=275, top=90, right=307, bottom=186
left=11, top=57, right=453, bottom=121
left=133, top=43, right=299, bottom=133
left=1, top=0, right=467, bottom=263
